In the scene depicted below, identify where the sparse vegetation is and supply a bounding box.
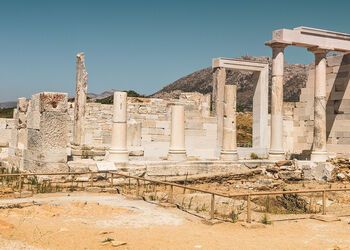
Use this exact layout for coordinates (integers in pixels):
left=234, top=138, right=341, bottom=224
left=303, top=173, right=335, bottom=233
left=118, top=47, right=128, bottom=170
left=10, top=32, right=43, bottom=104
left=250, top=152, right=259, bottom=160
left=0, top=108, right=14, bottom=118
left=237, top=112, right=253, bottom=146
left=260, top=213, right=272, bottom=225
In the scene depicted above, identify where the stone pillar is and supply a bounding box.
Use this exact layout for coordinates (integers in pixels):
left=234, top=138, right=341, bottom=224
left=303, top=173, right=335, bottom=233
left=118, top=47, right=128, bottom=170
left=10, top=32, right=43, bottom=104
left=310, top=49, right=328, bottom=162
left=16, top=97, right=29, bottom=150
left=73, top=52, right=88, bottom=146
left=168, top=105, right=187, bottom=161
left=108, top=92, right=129, bottom=163
left=212, top=67, right=226, bottom=150
left=221, top=85, right=238, bottom=160
left=269, top=44, right=287, bottom=160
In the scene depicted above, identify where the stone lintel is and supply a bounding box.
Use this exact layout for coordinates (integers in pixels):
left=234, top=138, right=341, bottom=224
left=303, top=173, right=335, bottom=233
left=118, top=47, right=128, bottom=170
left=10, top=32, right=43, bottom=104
left=268, top=27, right=350, bottom=52
left=307, top=46, right=330, bottom=54
left=212, top=58, right=268, bottom=72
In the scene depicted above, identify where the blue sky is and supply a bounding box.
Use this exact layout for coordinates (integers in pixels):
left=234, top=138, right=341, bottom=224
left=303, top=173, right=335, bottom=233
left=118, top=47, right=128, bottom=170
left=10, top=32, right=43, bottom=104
left=0, top=0, right=349, bottom=101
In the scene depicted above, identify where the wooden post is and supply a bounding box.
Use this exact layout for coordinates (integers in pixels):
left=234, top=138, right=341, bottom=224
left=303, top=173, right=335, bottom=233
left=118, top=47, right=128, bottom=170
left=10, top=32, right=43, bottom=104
left=247, top=194, right=252, bottom=223
left=110, top=173, right=114, bottom=187
left=210, top=194, right=215, bottom=220
left=266, top=195, right=270, bottom=213
left=19, top=174, right=22, bottom=194
left=136, top=179, right=140, bottom=197
left=169, top=185, right=174, bottom=203
left=322, top=190, right=326, bottom=215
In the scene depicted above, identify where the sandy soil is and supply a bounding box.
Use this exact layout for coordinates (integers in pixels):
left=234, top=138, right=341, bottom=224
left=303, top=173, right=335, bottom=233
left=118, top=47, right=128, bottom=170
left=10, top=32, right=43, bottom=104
left=0, top=192, right=350, bottom=250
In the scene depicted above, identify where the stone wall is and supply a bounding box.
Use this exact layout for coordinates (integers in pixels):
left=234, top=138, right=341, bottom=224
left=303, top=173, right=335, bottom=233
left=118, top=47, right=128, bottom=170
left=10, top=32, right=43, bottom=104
left=0, top=118, right=16, bottom=162
left=284, top=54, right=350, bottom=157
left=23, top=92, right=69, bottom=172
left=68, top=92, right=216, bottom=160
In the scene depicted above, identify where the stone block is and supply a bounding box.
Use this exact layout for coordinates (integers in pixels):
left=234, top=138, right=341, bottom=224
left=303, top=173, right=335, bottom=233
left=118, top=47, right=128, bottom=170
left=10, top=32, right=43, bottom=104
left=17, top=97, right=29, bottom=112
left=301, top=161, right=335, bottom=181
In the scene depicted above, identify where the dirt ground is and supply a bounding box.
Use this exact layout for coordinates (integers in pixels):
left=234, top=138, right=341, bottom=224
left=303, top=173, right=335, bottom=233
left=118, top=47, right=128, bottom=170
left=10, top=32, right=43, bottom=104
left=0, top=192, right=349, bottom=250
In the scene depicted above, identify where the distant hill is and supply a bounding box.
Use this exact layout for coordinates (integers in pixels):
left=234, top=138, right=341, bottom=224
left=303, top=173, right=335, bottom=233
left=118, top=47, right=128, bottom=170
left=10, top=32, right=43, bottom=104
left=152, top=56, right=309, bottom=111
left=93, top=90, right=144, bottom=104
left=1, top=56, right=309, bottom=112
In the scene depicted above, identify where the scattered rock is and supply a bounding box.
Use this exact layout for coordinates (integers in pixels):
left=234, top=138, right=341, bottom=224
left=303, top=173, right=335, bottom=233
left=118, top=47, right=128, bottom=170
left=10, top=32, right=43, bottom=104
left=276, top=160, right=293, bottom=167
left=111, top=240, right=127, bottom=247
left=336, top=173, right=347, bottom=181
left=278, top=170, right=302, bottom=181
left=302, top=162, right=336, bottom=181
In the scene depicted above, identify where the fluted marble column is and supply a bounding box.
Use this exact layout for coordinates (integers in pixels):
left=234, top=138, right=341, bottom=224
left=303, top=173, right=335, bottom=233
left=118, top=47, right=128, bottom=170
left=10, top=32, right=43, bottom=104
left=108, top=91, right=129, bottom=162
left=310, top=49, right=328, bottom=162
left=168, top=105, right=187, bottom=161
left=269, top=44, right=287, bottom=160
left=220, top=85, right=238, bottom=160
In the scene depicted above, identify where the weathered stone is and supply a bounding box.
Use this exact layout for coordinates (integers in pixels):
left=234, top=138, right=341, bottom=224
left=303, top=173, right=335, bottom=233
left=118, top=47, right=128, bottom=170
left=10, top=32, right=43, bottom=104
left=278, top=170, right=302, bottom=181
left=73, top=52, right=88, bottom=146
left=302, top=162, right=336, bottom=181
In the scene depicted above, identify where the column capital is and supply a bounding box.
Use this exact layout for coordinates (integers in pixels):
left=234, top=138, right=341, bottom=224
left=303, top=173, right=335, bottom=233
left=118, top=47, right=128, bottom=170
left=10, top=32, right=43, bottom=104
left=265, top=41, right=289, bottom=49
left=307, top=46, right=329, bottom=55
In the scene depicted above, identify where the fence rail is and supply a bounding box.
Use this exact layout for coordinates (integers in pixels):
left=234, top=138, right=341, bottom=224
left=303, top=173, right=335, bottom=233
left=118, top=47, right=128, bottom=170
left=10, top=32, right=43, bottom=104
left=1, top=171, right=350, bottom=223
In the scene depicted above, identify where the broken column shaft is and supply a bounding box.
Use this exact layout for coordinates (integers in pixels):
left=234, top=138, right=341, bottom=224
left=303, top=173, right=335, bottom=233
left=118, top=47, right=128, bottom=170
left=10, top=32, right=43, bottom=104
left=73, top=52, right=88, bottom=146
left=108, top=91, right=129, bottom=163
left=168, top=105, right=187, bottom=161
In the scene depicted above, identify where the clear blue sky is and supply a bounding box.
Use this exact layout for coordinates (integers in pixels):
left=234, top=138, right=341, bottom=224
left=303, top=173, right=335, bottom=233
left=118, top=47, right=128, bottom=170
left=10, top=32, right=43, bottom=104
left=1, top=0, right=349, bottom=101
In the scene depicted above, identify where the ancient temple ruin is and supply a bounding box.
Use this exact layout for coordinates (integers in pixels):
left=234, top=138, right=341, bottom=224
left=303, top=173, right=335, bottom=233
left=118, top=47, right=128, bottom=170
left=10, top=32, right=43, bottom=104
left=1, top=26, right=350, bottom=177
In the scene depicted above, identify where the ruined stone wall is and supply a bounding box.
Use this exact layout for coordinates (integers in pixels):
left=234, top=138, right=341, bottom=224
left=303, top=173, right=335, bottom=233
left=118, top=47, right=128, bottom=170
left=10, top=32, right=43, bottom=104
left=23, top=92, right=69, bottom=172
left=0, top=118, right=16, bottom=162
left=67, top=92, right=216, bottom=159
left=284, top=54, right=350, bottom=157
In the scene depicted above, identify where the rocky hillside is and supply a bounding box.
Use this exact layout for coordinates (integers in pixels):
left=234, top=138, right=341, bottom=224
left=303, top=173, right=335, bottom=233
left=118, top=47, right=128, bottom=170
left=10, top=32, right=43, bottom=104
left=152, top=56, right=310, bottom=111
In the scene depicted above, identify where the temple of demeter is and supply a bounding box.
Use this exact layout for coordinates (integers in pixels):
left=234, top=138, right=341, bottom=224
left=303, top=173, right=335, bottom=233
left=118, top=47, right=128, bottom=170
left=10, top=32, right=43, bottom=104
left=1, top=26, right=350, bottom=173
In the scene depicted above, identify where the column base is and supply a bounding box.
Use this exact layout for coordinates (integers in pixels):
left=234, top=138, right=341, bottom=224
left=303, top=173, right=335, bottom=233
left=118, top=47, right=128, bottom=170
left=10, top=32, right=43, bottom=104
left=310, top=151, right=328, bottom=162
left=220, top=150, right=238, bottom=161
left=107, top=149, right=129, bottom=163
left=269, top=150, right=285, bottom=161
left=168, top=149, right=187, bottom=161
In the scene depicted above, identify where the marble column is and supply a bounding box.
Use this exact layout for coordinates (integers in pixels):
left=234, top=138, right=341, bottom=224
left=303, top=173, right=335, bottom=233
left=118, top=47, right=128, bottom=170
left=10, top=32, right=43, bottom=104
left=73, top=52, right=88, bottom=146
left=309, top=49, right=328, bottom=162
left=221, top=85, right=238, bottom=160
left=269, top=44, right=287, bottom=160
left=108, top=91, right=129, bottom=163
left=168, top=105, right=187, bottom=161
left=212, top=67, right=226, bottom=150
